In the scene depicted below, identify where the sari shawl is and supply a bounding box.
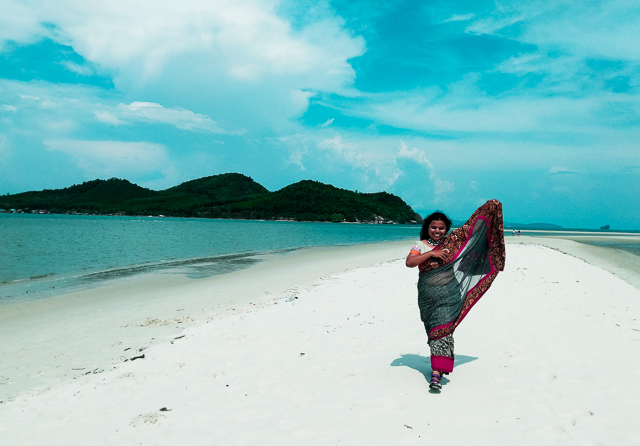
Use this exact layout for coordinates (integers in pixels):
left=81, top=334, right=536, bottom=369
left=418, top=199, right=506, bottom=340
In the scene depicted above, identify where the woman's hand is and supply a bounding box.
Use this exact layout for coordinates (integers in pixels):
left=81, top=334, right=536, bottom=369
left=405, top=246, right=447, bottom=268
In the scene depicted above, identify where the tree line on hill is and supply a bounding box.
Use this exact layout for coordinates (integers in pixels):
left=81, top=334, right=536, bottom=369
left=1, top=173, right=421, bottom=224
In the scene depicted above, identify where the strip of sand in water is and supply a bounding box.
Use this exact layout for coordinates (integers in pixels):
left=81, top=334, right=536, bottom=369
left=2, top=234, right=638, bottom=402
left=1, top=234, right=639, bottom=444
left=2, top=235, right=639, bottom=402
left=509, top=233, right=640, bottom=289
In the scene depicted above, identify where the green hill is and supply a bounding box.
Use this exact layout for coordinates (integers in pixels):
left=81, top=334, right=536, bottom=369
left=167, top=173, right=268, bottom=202
left=4, top=178, right=156, bottom=212
left=1, top=174, right=417, bottom=223
left=225, top=180, right=417, bottom=223
left=124, top=173, right=269, bottom=215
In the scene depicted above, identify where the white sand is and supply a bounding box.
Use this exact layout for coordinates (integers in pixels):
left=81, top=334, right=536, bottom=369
left=1, top=239, right=639, bottom=445
left=511, top=234, right=640, bottom=289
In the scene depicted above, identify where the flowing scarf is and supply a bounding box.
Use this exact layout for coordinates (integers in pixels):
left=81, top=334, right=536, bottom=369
left=418, top=199, right=506, bottom=340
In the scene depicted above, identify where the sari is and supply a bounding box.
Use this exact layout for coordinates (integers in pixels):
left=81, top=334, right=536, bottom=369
left=417, top=200, right=506, bottom=371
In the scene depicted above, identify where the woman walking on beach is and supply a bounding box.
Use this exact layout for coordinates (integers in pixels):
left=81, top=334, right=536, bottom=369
left=406, top=200, right=506, bottom=391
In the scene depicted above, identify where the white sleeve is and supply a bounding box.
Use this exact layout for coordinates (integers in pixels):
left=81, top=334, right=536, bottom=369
left=411, top=240, right=432, bottom=254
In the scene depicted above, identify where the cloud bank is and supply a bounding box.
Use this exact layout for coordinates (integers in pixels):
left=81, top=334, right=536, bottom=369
left=0, top=0, right=638, bottom=228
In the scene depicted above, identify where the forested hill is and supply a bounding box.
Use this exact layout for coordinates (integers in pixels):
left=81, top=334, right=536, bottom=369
left=1, top=173, right=420, bottom=223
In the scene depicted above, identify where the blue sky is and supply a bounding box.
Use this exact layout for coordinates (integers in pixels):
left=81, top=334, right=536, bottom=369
left=1, top=0, right=638, bottom=229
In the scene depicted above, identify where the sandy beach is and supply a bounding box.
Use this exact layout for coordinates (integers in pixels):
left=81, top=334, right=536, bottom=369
left=1, top=236, right=639, bottom=445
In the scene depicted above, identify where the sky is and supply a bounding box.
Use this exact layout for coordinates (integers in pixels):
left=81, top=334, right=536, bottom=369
left=0, top=0, right=639, bottom=229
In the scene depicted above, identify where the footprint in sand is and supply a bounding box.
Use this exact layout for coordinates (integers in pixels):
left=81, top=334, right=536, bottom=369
left=129, top=412, right=166, bottom=427
left=140, top=316, right=194, bottom=327
left=117, top=372, right=135, bottom=381
left=0, top=376, right=13, bottom=385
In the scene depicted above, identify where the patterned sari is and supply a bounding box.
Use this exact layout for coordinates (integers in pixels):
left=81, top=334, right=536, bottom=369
left=417, top=200, right=506, bottom=372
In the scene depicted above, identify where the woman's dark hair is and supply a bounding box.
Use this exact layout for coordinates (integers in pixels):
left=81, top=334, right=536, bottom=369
left=420, top=212, right=452, bottom=240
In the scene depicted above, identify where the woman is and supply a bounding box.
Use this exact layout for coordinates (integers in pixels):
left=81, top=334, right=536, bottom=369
left=406, top=200, right=506, bottom=391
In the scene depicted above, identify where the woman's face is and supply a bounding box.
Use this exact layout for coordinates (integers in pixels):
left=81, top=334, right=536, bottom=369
left=428, top=220, right=447, bottom=241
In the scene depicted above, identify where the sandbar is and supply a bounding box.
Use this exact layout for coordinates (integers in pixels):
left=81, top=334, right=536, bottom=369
left=1, top=237, right=639, bottom=445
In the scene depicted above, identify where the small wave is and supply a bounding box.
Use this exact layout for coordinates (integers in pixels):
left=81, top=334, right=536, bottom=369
left=29, top=273, right=56, bottom=280
left=1, top=274, right=54, bottom=285
left=73, top=249, right=288, bottom=283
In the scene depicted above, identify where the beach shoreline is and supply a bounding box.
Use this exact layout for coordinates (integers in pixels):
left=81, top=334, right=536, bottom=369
left=0, top=240, right=412, bottom=402
left=2, top=236, right=639, bottom=444
left=2, top=236, right=639, bottom=402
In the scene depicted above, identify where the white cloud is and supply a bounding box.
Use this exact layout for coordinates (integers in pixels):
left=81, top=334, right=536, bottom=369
left=442, top=13, right=476, bottom=23
left=44, top=139, right=175, bottom=180
left=2, top=0, right=364, bottom=133
left=2, top=80, right=240, bottom=137
left=396, top=141, right=434, bottom=177
left=2, top=1, right=638, bottom=228
left=19, top=94, right=41, bottom=101
left=337, top=67, right=637, bottom=136
left=494, top=52, right=583, bottom=81
left=0, top=1, right=43, bottom=50
left=317, top=135, right=366, bottom=165
left=318, top=118, right=334, bottom=127
left=95, top=101, right=239, bottom=134
left=466, top=0, right=640, bottom=61
left=287, top=149, right=307, bottom=171
left=394, top=141, right=454, bottom=204
left=61, top=61, right=95, bottom=76
left=272, top=130, right=406, bottom=190
left=93, top=111, right=125, bottom=126
left=353, top=92, right=571, bottom=133
left=522, top=1, right=640, bottom=61
left=316, top=134, right=398, bottom=185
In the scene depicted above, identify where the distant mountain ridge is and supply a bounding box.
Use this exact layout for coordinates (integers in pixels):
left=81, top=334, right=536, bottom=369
left=1, top=173, right=419, bottom=223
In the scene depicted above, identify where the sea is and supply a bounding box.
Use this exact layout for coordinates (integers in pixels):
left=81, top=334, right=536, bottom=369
left=3, top=214, right=638, bottom=306
left=0, top=214, right=420, bottom=305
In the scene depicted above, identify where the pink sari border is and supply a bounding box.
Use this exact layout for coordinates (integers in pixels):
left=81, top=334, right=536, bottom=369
left=445, top=215, right=490, bottom=264
left=429, top=215, right=496, bottom=336
left=430, top=355, right=454, bottom=373
left=424, top=199, right=506, bottom=340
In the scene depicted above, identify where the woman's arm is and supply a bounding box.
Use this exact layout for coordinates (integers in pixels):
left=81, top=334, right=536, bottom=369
left=405, top=245, right=448, bottom=268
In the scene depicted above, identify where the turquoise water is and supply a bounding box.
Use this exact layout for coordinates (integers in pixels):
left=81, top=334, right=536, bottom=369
left=579, top=241, right=640, bottom=257
left=1, top=214, right=419, bottom=303
left=4, top=214, right=638, bottom=305
left=506, top=231, right=640, bottom=256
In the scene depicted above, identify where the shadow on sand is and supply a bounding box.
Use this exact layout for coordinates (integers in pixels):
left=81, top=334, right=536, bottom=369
left=390, top=354, right=478, bottom=391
